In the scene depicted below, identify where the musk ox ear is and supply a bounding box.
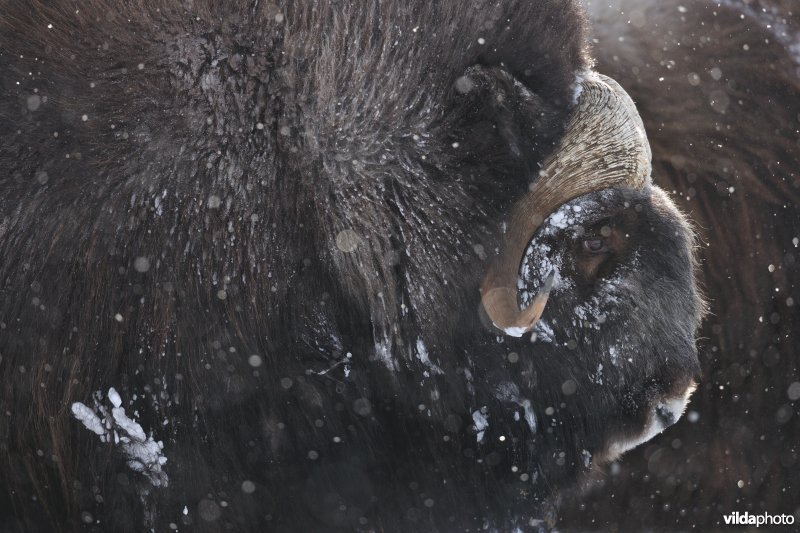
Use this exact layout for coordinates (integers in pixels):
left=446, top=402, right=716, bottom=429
left=448, top=64, right=569, bottom=180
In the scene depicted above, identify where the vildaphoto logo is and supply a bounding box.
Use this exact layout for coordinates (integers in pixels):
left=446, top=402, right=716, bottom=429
left=723, top=511, right=795, bottom=527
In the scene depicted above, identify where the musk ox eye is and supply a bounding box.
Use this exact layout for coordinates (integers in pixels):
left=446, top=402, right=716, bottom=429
left=583, top=238, right=607, bottom=253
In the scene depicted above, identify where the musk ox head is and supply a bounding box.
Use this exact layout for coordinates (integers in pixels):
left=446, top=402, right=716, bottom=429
left=475, top=70, right=702, bottom=465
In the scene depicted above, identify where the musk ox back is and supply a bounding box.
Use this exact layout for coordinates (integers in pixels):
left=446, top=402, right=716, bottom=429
left=0, top=1, right=707, bottom=531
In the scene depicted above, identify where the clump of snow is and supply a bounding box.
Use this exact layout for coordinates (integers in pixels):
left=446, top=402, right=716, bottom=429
left=591, top=363, right=604, bottom=385
left=71, top=388, right=168, bottom=487
left=472, top=409, right=489, bottom=443
left=540, top=201, right=589, bottom=236
left=546, top=208, right=572, bottom=231
left=503, top=326, right=528, bottom=338
left=108, top=387, right=123, bottom=408
left=531, top=320, right=554, bottom=343
left=71, top=403, right=106, bottom=437
left=111, top=401, right=148, bottom=443
left=372, top=334, right=397, bottom=371
left=608, top=345, right=618, bottom=364
left=495, top=382, right=537, bottom=433
left=463, top=367, right=475, bottom=396
left=572, top=70, right=587, bottom=105
left=415, top=338, right=443, bottom=374
left=582, top=449, right=592, bottom=468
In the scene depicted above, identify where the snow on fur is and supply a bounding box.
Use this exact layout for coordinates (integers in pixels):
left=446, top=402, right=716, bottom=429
left=71, top=388, right=168, bottom=487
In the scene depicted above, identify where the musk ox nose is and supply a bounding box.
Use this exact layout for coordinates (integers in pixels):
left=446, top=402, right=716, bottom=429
left=602, top=381, right=697, bottom=463
left=654, top=381, right=697, bottom=430
left=655, top=403, right=679, bottom=428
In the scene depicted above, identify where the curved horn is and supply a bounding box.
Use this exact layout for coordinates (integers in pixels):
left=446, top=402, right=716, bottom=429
left=481, top=72, right=652, bottom=336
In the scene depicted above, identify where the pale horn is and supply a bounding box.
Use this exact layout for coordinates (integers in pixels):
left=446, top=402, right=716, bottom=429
left=480, top=72, right=652, bottom=336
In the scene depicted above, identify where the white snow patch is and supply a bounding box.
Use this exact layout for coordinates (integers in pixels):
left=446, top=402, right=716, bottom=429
left=547, top=209, right=571, bottom=230
left=111, top=404, right=148, bottom=443
left=503, top=326, right=527, bottom=338
left=71, top=388, right=168, bottom=487
left=71, top=403, right=106, bottom=437
left=608, top=345, right=619, bottom=364
left=494, top=382, right=537, bottom=433
left=582, top=449, right=592, bottom=468
left=373, top=335, right=397, bottom=371
left=591, top=363, right=604, bottom=385
left=572, top=71, right=587, bottom=105
left=415, top=339, right=443, bottom=374
left=463, top=367, right=475, bottom=396
left=531, top=319, right=554, bottom=343
left=520, top=400, right=536, bottom=433
left=108, top=387, right=122, bottom=408
left=472, top=409, right=489, bottom=443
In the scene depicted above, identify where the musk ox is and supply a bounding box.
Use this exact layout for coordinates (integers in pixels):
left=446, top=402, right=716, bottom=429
left=0, top=0, right=797, bottom=531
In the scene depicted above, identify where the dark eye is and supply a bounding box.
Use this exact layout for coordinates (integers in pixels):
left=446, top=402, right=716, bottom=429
left=583, top=238, right=607, bottom=253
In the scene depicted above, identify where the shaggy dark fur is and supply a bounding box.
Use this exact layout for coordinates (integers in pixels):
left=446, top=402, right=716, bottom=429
left=0, top=1, right=706, bottom=531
